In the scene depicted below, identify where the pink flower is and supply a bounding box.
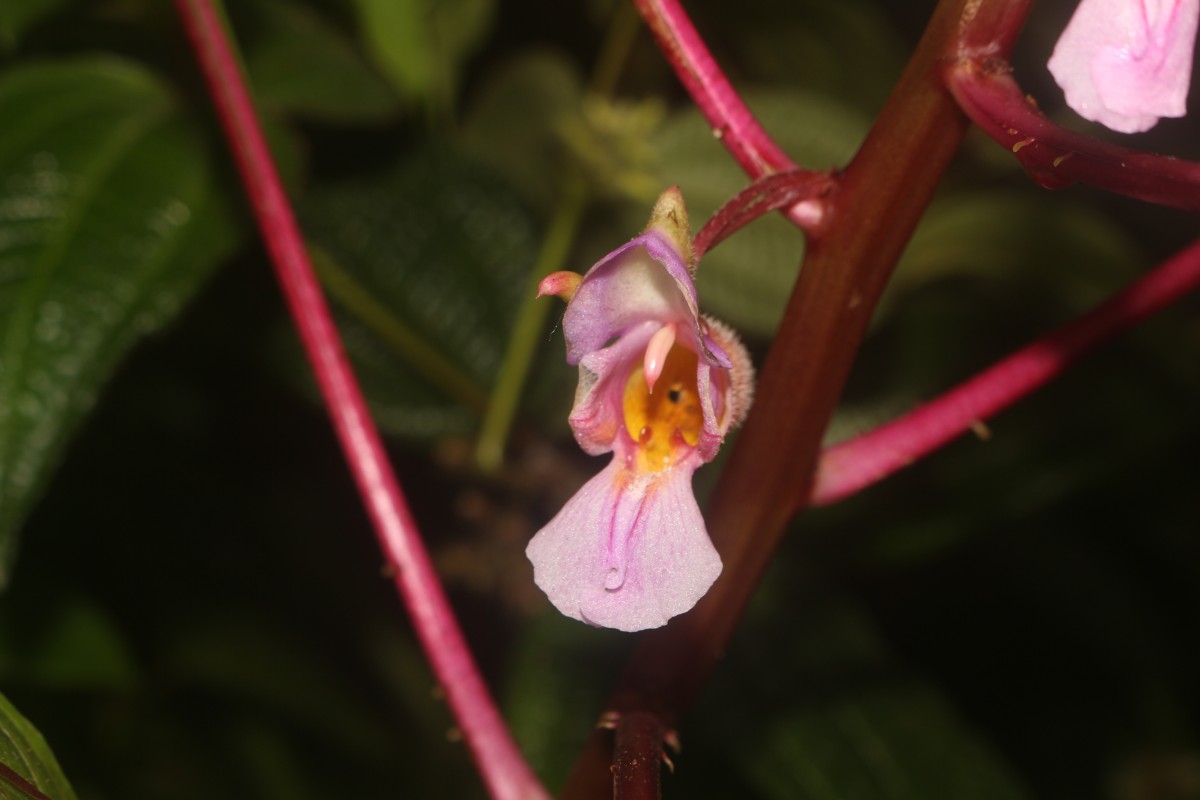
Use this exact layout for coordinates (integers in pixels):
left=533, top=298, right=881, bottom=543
left=1048, top=0, right=1199, bottom=133
left=527, top=188, right=753, bottom=632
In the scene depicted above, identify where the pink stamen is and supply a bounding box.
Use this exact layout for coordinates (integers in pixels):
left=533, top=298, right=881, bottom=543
left=643, top=323, right=677, bottom=393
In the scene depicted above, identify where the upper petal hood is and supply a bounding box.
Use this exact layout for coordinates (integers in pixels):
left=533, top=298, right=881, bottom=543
left=561, top=187, right=732, bottom=371
left=563, top=229, right=702, bottom=364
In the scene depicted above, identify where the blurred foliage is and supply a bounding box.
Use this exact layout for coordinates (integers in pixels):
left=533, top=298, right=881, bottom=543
left=350, top=0, right=492, bottom=114
left=0, top=0, right=1198, bottom=798
left=0, top=58, right=240, bottom=584
left=0, top=0, right=71, bottom=53
left=297, top=148, right=540, bottom=439
left=241, top=0, right=400, bottom=124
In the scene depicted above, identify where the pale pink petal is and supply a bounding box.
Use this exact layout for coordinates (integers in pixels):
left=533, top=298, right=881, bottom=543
left=1048, top=0, right=1198, bottom=132
left=526, top=456, right=721, bottom=632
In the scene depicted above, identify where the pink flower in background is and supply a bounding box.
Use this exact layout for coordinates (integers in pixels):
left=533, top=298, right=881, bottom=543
left=1048, top=0, right=1199, bottom=133
left=527, top=188, right=754, bottom=632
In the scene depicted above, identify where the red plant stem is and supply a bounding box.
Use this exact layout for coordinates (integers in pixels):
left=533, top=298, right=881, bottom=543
left=947, top=61, right=1200, bottom=211
left=632, top=0, right=826, bottom=231
left=812, top=235, right=1200, bottom=506
left=612, top=713, right=669, bottom=800
left=561, top=0, right=1035, bottom=797
left=172, top=3, right=547, bottom=799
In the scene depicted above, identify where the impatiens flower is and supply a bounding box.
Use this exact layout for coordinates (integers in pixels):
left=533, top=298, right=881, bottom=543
left=527, top=188, right=753, bottom=632
left=1048, top=0, right=1199, bottom=133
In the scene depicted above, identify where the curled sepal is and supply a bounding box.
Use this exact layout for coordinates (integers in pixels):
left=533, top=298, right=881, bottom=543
left=643, top=185, right=696, bottom=274
left=526, top=457, right=721, bottom=632
left=537, top=270, right=583, bottom=302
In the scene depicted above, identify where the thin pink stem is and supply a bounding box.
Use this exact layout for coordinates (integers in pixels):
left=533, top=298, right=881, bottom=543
left=947, top=60, right=1200, bottom=211
left=633, top=0, right=827, bottom=229
left=634, top=0, right=794, bottom=176
left=693, top=170, right=839, bottom=258
left=172, top=3, right=547, bottom=799
left=812, top=236, right=1200, bottom=506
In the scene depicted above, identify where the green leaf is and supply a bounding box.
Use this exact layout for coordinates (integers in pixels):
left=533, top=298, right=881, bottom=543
left=0, top=692, right=77, bottom=800
left=729, top=0, right=907, bottom=113
left=350, top=0, right=493, bottom=109
left=0, top=0, right=72, bottom=52
left=0, top=58, right=240, bottom=584
left=892, top=192, right=1143, bottom=315
left=745, top=685, right=1032, bottom=800
left=244, top=0, right=400, bottom=124
left=459, top=51, right=585, bottom=210
left=646, top=90, right=869, bottom=337
left=300, top=149, right=539, bottom=439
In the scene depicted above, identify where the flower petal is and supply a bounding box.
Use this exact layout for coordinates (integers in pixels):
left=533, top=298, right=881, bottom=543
left=562, top=231, right=699, bottom=365
left=526, top=456, right=721, bottom=632
left=1048, top=0, right=1198, bottom=132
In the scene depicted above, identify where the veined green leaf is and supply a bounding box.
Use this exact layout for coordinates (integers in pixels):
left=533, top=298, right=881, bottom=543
left=300, top=149, right=538, bottom=440
left=0, top=692, right=76, bottom=800
left=0, top=58, right=240, bottom=584
left=244, top=0, right=400, bottom=124
left=459, top=50, right=584, bottom=210
left=350, top=0, right=493, bottom=110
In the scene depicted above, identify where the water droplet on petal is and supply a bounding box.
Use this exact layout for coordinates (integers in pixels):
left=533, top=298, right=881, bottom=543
left=605, top=567, right=624, bottom=590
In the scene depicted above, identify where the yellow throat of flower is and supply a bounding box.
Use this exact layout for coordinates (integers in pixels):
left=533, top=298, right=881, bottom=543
left=622, top=344, right=702, bottom=473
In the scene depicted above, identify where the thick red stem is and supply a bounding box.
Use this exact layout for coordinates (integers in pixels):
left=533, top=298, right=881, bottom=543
left=172, top=3, right=547, bottom=798
left=561, top=0, right=1031, bottom=795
